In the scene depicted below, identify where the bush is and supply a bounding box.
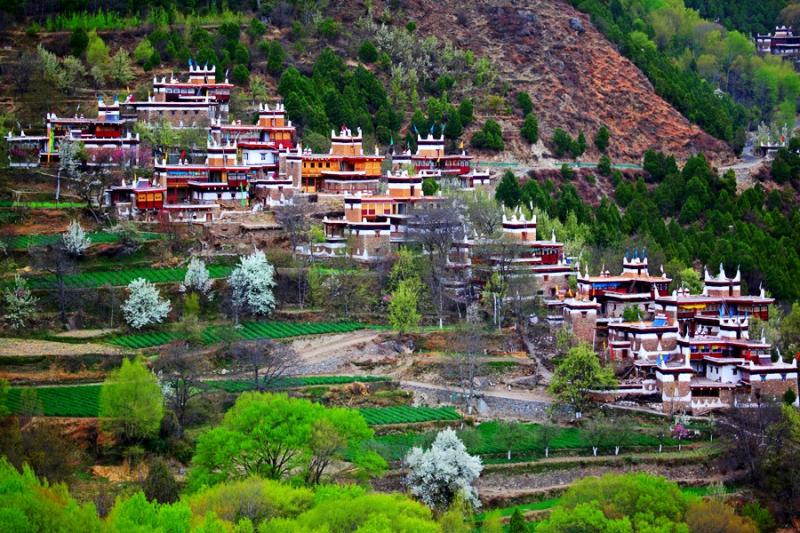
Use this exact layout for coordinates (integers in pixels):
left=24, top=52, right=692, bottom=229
left=422, top=178, right=439, bottom=196
left=248, top=18, right=266, bottom=39
left=134, top=39, right=155, bottom=65
left=143, top=459, right=179, bottom=504
left=516, top=91, right=533, bottom=116
left=471, top=119, right=504, bottom=151
left=458, top=99, right=474, bottom=126
left=263, top=40, right=286, bottom=76
left=560, top=164, right=574, bottom=181
left=358, top=40, right=379, bottom=63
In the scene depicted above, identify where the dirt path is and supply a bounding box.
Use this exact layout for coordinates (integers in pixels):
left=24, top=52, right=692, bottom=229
left=289, top=330, right=387, bottom=374
left=400, top=380, right=553, bottom=403
left=0, top=338, right=123, bottom=357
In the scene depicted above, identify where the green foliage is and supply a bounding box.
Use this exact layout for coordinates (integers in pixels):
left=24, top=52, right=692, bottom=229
left=0, top=459, right=102, bottom=532
left=99, top=356, right=164, bottom=442
left=784, top=388, right=797, bottom=406
left=389, top=279, right=421, bottom=333
left=458, top=99, right=474, bottom=126
left=278, top=48, right=397, bottom=143
left=471, top=119, right=504, bottom=151
left=358, top=406, right=461, bottom=425
left=520, top=113, right=539, bottom=144
left=516, top=91, right=534, bottom=116
left=574, top=131, right=586, bottom=157
left=359, top=40, right=379, bottom=63
left=247, top=18, right=266, bottom=40
left=571, top=0, right=752, bottom=147
left=495, top=171, right=521, bottom=209
left=422, top=177, right=439, bottom=196
left=69, top=28, right=88, bottom=57
left=263, top=40, right=286, bottom=76
left=740, top=501, right=777, bottom=533
left=232, top=64, right=250, bottom=85
left=261, top=490, right=438, bottom=532
left=187, top=477, right=314, bottom=525
left=622, top=305, right=643, bottom=322
left=551, top=128, right=574, bottom=158
left=143, top=459, right=179, bottom=504
left=189, top=392, right=383, bottom=488
left=597, top=154, right=611, bottom=176
left=85, top=30, right=109, bottom=68
left=134, top=38, right=155, bottom=65
left=509, top=508, right=528, bottom=533
left=594, top=125, right=610, bottom=152
left=560, top=164, right=574, bottom=181
left=538, top=473, right=689, bottom=533
left=685, top=0, right=788, bottom=40
left=549, top=344, right=616, bottom=412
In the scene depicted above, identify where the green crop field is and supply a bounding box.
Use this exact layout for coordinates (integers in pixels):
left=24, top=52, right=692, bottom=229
left=25, top=264, right=234, bottom=290
left=358, top=406, right=462, bottom=425
left=109, top=320, right=365, bottom=349
left=5, top=385, right=100, bottom=417
left=372, top=420, right=677, bottom=461
left=4, top=376, right=391, bottom=418
left=0, top=201, right=86, bottom=209
left=2, top=231, right=162, bottom=251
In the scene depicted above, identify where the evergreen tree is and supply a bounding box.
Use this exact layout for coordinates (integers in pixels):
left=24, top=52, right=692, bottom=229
left=573, top=131, right=586, bottom=157
left=597, top=154, right=612, bottom=176
left=495, top=171, right=521, bottom=208
left=520, top=113, right=539, bottom=144
left=594, top=125, right=610, bottom=152
left=509, top=508, right=527, bottom=533
left=551, top=129, right=574, bottom=158
left=516, top=91, right=534, bottom=116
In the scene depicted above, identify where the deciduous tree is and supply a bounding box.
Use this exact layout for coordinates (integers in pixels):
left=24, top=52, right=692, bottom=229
left=548, top=344, right=616, bottom=415
left=99, top=356, right=164, bottom=443
left=122, top=278, right=171, bottom=330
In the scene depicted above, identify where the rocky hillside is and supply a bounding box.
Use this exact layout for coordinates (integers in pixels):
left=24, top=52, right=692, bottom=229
left=377, top=0, right=735, bottom=165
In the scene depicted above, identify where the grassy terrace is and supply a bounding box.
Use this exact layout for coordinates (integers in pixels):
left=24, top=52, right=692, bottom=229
left=24, top=264, right=235, bottom=290
left=5, top=380, right=463, bottom=424
left=372, top=421, right=678, bottom=463
left=0, top=201, right=86, bottom=209
left=1, top=231, right=163, bottom=251
left=108, top=320, right=366, bottom=349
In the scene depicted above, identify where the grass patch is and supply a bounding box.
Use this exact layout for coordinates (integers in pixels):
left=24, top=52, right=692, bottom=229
left=23, top=264, right=234, bottom=290
left=5, top=385, right=100, bottom=417
left=358, top=406, right=461, bottom=425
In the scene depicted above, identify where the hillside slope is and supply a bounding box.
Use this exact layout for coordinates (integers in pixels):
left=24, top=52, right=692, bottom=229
left=384, top=0, right=735, bottom=165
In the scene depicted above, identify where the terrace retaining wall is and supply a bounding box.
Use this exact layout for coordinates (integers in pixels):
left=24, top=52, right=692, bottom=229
left=402, top=382, right=556, bottom=420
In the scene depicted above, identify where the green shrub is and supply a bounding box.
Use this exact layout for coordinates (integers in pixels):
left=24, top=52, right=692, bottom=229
left=516, top=91, right=533, bottom=116
left=521, top=113, right=538, bottom=144
left=471, top=119, right=504, bottom=151
left=358, top=40, right=379, bottom=63
left=69, top=28, right=89, bottom=57
left=232, top=64, right=250, bottom=85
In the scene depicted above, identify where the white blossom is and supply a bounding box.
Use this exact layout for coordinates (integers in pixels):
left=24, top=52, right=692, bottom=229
left=62, top=220, right=91, bottom=256
left=405, top=428, right=483, bottom=510
left=229, top=249, right=276, bottom=319
left=2, top=275, right=38, bottom=330
left=122, top=278, right=171, bottom=330
left=180, top=256, right=213, bottom=296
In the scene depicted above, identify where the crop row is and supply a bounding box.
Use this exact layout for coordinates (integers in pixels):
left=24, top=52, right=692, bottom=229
left=358, top=406, right=462, bottom=425
left=109, top=320, right=365, bottom=349
left=2, top=231, right=162, bottom=251
left=25, top=264, right=233, bottom=290
left=4, top=378, right=391, bottom=418
left=0, top=201, right=86, bottom=209
left=5, top=385, right=100, bottom=417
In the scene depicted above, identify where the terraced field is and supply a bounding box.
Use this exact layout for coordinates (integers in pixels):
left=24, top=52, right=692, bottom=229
left=25, top=264, right=234, bottom=290
left=5, top=385, right=100, bottom=417
left=1, top=231, right=162, bottom=251
left=358, top=406, right=462, bottom=425
left=109, top=320, right=365, bottom=349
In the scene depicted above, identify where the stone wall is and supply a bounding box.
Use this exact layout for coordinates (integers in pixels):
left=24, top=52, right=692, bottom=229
left=402, top=382, right=557, bottom=420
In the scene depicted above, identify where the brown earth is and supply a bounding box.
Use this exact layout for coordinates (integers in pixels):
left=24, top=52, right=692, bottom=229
left=374, top=0, right=735, bottom=165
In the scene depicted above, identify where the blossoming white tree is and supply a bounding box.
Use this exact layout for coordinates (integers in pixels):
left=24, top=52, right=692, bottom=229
left=228, top=249, right=276, bottom=324
left=2, top=275, right=38, bottom=330
left=122, top=278, right=171, bottom=330
left=180, top=256, right=213, bottom=297
left=62, top=220, right=91, bottom=256
left=404, top=427, right=483, bottom=510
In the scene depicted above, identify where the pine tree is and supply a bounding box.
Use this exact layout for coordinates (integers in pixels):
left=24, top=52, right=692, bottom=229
left=495, top=171, right=521, bottom=208
left=521, top=113, right=539, bottom=144
left=509, top=508, right=527, bottom=533
left=594, top=125, right=610, bottom=152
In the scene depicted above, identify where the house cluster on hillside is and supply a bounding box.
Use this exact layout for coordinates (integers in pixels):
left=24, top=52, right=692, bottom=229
left=564, top=254, right=799, bottom=414
left=5, top=64, right=490, bottom=223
